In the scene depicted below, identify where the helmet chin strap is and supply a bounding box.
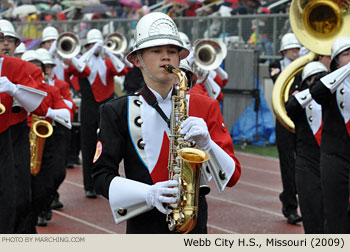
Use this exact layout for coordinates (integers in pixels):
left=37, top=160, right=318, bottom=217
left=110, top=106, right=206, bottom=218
left=137, top=51, right=176, bottom=84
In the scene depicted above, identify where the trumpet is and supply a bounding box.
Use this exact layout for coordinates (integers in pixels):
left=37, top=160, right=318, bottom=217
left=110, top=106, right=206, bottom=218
left=104, top=32, right=128, bottom=56
left=56, top=32, right=81, bottom=65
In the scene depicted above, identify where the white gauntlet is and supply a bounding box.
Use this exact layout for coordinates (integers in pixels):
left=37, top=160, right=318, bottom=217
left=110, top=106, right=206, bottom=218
left=0, top=77, right=47, bottom=112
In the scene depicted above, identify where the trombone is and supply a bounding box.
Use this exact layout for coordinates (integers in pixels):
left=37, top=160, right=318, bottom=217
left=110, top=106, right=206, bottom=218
left=271, top=0, right=350, bottom=132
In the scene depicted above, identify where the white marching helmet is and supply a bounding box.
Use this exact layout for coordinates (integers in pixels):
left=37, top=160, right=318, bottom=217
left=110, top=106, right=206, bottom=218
left=85, top=29, right=103, bottom=46
left=301, top=61, right=328, bottom=85
left=280, top=33, right=301, bottom=52
left=0, top=19, right=20, bottom=46
left=330, top=36, right=350, bottom=70
left=126, top=12, right=189, bottom=62
left=41, top=27, right=59, bottom=43
left=36, top=48, right=55, bottom=65
left=14, top=42, right=26, bottom=55
left=179, top=58, right=194, bottom=74
left=21, top=50, right=43, bottom=64
left=179, top=32, right=191, bottom=47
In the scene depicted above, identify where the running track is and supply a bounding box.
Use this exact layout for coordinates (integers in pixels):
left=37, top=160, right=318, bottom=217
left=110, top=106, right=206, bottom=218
left=37, top=152, right=304, bottom=234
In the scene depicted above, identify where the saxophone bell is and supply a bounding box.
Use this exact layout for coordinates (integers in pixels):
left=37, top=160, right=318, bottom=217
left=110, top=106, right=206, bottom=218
left=0, top=99, right=5, bottom=115
left=30, top=115, right=53, bottom=175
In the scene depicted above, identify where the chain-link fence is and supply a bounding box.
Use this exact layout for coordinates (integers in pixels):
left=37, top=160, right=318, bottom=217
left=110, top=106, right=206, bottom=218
left=13, top=13, right=290, bottom=60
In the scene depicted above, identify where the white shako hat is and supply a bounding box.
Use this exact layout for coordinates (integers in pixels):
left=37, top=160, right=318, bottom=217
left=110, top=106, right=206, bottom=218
left=330, top=36, right=350, bottom=70
left=36, top=48, right=55, bottom=65
left=301, top=61, right=328, bottom=85
left=85, top=29, right=103, bottom=46
left=41, top=26, right=59, bottom=43
left=279, top=33, right=301, bottom=52
left=126, top=12, right=189, bottom=62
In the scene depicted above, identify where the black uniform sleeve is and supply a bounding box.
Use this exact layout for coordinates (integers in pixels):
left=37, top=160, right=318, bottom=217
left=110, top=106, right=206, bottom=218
left=285, top=95, right=303, bottom=121
left=269, top=60, right=281, bottom=83
left=309, top=77, right=332, bottom=106
left=92, top=99, right=127, bottom=199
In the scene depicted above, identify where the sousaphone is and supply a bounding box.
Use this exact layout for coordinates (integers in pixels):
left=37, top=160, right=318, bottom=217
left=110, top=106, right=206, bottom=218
left=272, top=0, right=350, bottom=132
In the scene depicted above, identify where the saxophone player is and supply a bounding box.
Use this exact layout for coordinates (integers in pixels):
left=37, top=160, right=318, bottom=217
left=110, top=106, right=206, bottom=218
left=92, top=12, right=241, bottom=234
left=0, top=21, right=48, bottom=234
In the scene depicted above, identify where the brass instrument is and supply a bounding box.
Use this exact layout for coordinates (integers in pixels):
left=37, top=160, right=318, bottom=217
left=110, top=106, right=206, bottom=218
left=0, top=98, right=5, bottom=115
left=56, top=32, right=81, bottom=64
left=104, top=32, right=128, bottom=55
left=272, top=0, right=350, bottom=132
left=192, top=38, right=227, bottom=71
left=12, top=98, right=22, bottom=113
left=30, top=114, right=53, bottom=175
left=164, top=64, right=210, bottom=234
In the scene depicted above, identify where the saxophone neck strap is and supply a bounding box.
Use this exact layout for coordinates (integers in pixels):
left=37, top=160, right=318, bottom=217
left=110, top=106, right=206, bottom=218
left=140, top=84, right=171, bottom=128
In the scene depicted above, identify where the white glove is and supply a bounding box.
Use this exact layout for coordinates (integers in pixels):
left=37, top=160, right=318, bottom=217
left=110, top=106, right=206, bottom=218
left=80, top=41, right=103, bottom=64
left=70, top=57, right=86, bottom=73
left=124, top=56, right=134, bottom=68
left=92, top=41, right=103, bottom=54
left=186, top=50, right=194, bottom=66
left=0, top=76, right=18, bottom=96
left=145, top=180, right=178, bottom=214
left=48, top=40, right=57, bottom=56
left=105, top=49, right=125, bottom=73
left=215, top=67, right=228, bottom=80
left=45, top=107, right=55, bottom=119
left=180, top=116, right=211, bottom=151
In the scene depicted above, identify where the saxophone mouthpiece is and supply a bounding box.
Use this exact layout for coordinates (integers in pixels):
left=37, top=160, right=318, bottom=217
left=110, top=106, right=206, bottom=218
left=164, top=64, right=176, bottom=73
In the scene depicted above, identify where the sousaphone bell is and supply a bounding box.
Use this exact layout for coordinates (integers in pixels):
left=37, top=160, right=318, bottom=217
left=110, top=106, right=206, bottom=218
left=272, top=0, right=350, bottom=132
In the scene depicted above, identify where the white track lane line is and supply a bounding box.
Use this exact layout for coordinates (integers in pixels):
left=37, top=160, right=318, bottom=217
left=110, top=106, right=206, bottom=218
left=207, top=195, right=283, bottom=217
left=236, top=151, right=279, bottom=161
left=237, top=180, right=281, bottom=193
left=243, top=165, right=281, bottom=175
left=52, top=210, right=117, bottom=234
left=207, top=224, right=237, bottom=234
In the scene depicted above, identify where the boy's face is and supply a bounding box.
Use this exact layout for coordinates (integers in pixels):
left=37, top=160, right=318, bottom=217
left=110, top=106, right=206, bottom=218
left=41, top=39, right=55, bottom=50
left=45, top=64, right=54, bottom=77
left=136, top=45, right=180, bottom=84
left=283, top=47, right=300, bottom=61
left=336, top=49, right=350, bottom=68
left=0, top=36, right=17, bottom=56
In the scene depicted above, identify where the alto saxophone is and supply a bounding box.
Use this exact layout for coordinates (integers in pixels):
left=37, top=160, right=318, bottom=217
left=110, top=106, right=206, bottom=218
left=29, top=114, right=53, bottom=175
left=164, top=64, right=209, bottom=233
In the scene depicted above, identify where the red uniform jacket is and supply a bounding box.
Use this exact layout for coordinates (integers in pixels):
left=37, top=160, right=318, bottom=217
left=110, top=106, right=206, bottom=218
left=0, top=56, right=47, bottom=133
left=85, top=57, right=129, bottom=102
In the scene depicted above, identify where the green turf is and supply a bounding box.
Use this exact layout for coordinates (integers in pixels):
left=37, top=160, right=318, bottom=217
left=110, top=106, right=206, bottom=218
left=234, top=143, right=279, bottom=159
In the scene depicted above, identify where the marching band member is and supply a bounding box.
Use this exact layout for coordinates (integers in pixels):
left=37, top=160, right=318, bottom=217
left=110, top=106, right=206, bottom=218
left=181, top=33, right=229, bottom=103
left=13, top=42, right=26, bottom=59
left=285, top=61, right=329, bottom=233
left=76, top=28, right=129, bottom=198
left=310, top=36, right=350, bottom=233
left=0, top=21, right=48, bottom=234
left=36, top=48, right=76, bottom=212
left=40, top=26, right=66, bottom=81
left=92, top=12, right=241, bottom=234
left=268, top=32, right=302, bottom=225
left=21, top=50, right=71, bottom=231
